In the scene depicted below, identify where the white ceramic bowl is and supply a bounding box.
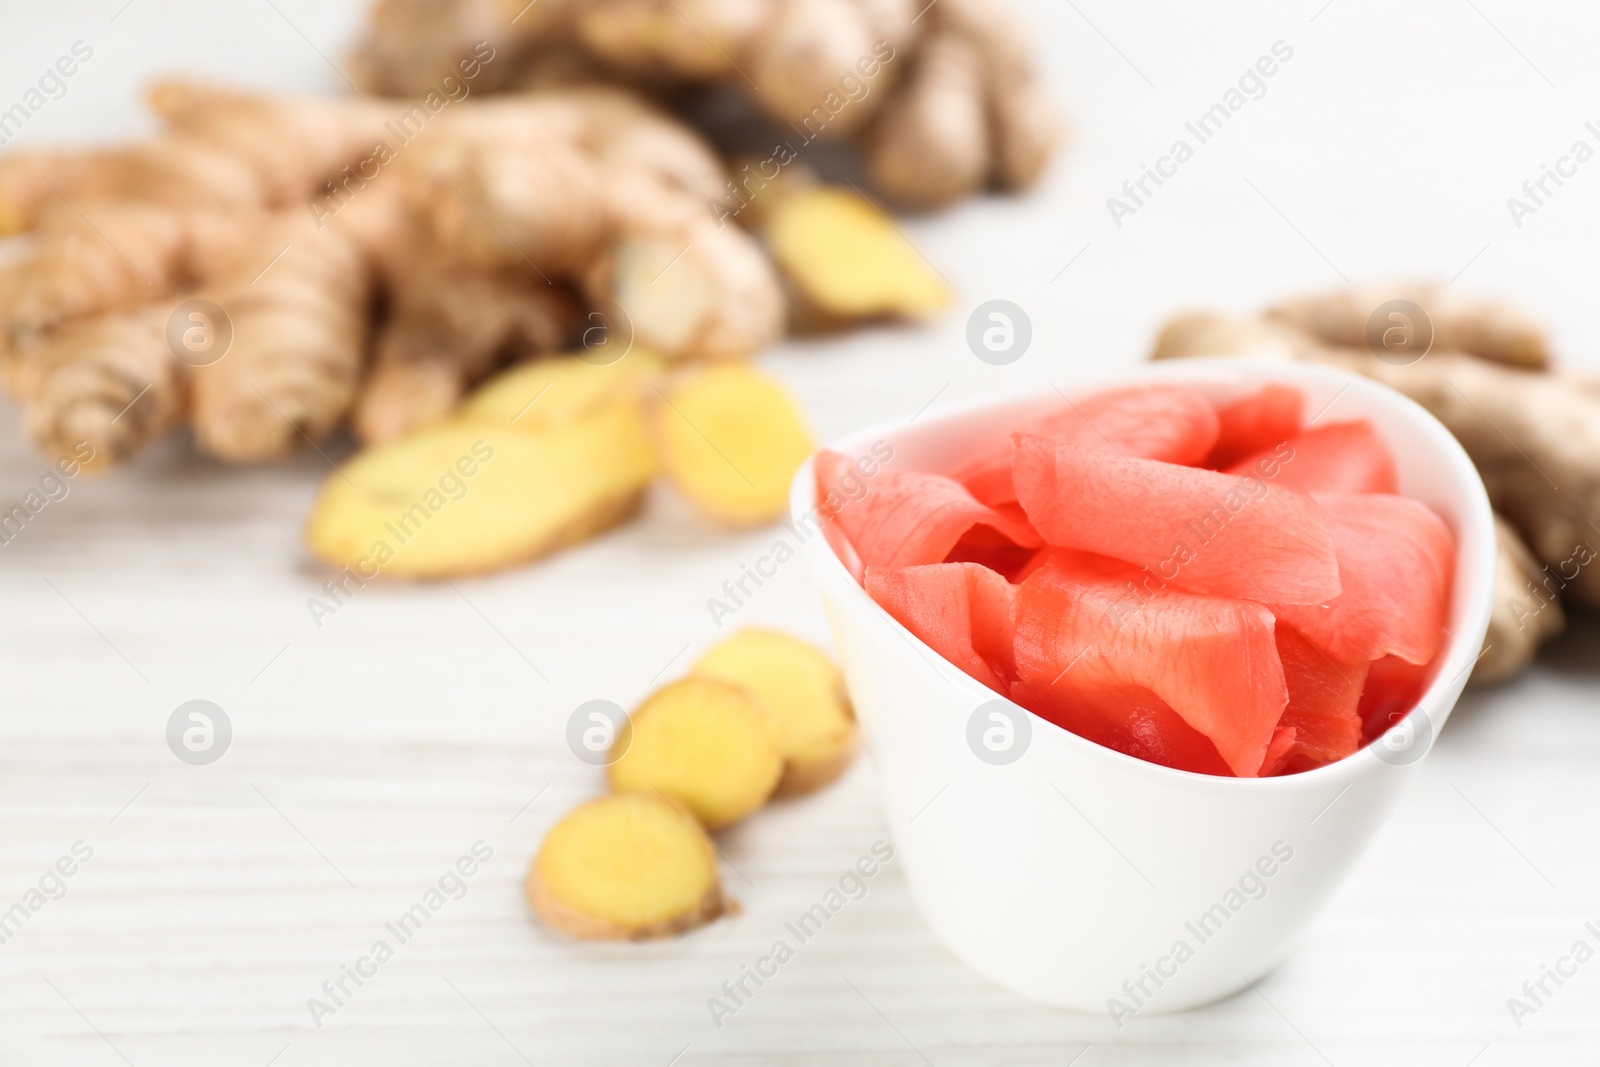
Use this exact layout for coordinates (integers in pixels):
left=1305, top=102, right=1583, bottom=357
left=792, top=358, right=1495, bottom=1015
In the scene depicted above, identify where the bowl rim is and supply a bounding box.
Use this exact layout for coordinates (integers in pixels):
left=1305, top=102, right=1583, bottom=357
left=790, top=356, right=1499, bottom=794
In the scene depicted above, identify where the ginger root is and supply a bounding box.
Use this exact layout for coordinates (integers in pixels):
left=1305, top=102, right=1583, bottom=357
left=589, top=173, right=784, bottom=361
left=653, top=363, right=812, bottom=525
left=608, top=677, right=783, bottom=829
left=1478, top=515, right=1566, bottom=686
left=0, top=80, right=785, bottom=468
left=355, top=258, right=578, bottom=445
left=17, top=306, right=183, bottom=474
left=1151, top=286, right=1596, bottom=683
left=349, top=0, right=1061, bottom=210
left=0, top=203, right=248, bottom=381
left=528, top=793, right=725, bottom=941
left=189, top=216, right=373, bottom=462
left=0, top=80, right=395, bottom=468
left=862, top=0, right=1060, bottom=208
left=14, top=211, right=372, bottom=468
left=1264, top=284, right=1550, bottom=371
left=353, top=86, right=783, bottom=441
left=693, top=629, right=856, bottom=795
left=0, top=79, right=395, bottom=235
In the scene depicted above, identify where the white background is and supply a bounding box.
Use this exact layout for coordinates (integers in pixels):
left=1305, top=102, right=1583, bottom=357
left=2, top=1, right=1598, bottom=1063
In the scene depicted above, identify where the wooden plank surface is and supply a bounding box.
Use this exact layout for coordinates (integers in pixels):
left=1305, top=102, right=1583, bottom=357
left=3, top=1, right=1599, bottom=1063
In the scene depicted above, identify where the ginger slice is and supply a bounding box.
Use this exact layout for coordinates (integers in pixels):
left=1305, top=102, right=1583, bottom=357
left=693, top=629, right=857, bottom=796
left=608, top=677, right=782, bottom=830
left=528, top=793, right=725, bottom=941
left=461, top=348, right=666, bottom=429
left=305, top=399, right=655, bottom=579
left=765, top=187, right=950, bottom=322
left=653, top=364, right=812, bottom=526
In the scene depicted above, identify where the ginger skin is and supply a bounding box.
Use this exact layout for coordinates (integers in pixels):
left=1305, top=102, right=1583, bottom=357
left=10, top=210, right=373, bottom=468
left=0, top=204, right=249, bottom=388
left=0, top=80, right=396, bottom=236
left=0, top=80, right=783, bottom=464
left=19, top=306, right=184, bottom=472
left=348, top=0, right=1061, bottom=209
left=1265, top=284, right=1549, bottom=371
left=188, top=216, right=374, bottom=462
left=0, top=80, right=402, bottom=468
left=356, top=253, right=577, bottom=445
left=1477, top=515, right=1565, bottom=686
left=350, top=86, right=781, bottom=442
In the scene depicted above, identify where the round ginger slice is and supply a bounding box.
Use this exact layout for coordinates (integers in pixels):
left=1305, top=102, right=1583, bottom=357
left=694, top=629, right=857, bottom=796
left=608, top=677, right=782, bottom=829
left=653, top=364, right=812, bottom=526
left=528, top=793, right=724, bottom=941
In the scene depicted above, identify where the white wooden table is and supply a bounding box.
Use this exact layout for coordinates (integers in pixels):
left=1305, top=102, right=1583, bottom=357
left=3, top=1, right=1599, bottom=1062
